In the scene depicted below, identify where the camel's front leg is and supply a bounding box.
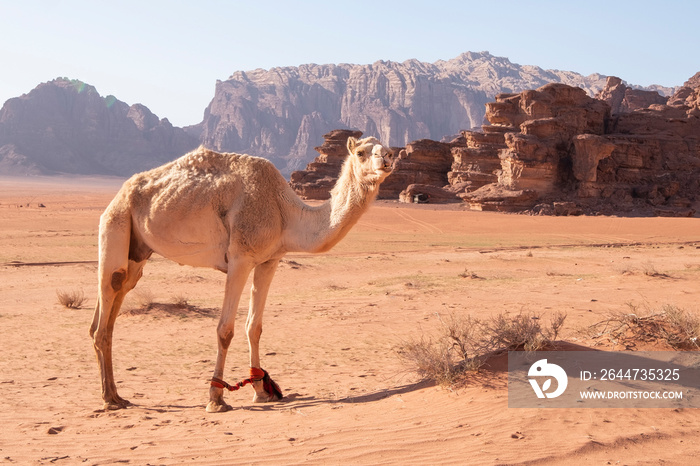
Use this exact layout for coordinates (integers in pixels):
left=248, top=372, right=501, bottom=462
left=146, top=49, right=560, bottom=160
left=206, top=259, right=253, bottom=413
left=247, top=258, right=282, bottom=402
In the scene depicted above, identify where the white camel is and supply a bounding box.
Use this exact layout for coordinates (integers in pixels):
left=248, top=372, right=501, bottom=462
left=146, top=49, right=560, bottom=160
left=90, top=136, right=394, bottom=412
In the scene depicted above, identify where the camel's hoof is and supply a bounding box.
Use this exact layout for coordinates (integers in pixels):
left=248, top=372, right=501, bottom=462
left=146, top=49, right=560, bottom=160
left=252, top=392, right=281, bottom=403
left=206, top=400, right=232, bottom=413
left=103, top=399, right=130, bottom=410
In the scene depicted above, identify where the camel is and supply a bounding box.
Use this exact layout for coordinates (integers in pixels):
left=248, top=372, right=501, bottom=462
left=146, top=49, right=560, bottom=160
left=89, top=136, right=394, bottom=412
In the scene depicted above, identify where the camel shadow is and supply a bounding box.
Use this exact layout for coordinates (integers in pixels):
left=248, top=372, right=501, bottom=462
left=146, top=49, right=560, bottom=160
left=121, top=302, right=218, bottom=318
left=242, top=379, right=436, bottom=412
left=99, top=380, right=435, bottom=414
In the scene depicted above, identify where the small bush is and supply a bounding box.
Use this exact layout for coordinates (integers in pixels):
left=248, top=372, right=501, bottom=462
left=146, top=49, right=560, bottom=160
left=458, top=269, right=480, bottom=279
left=56, top=289, right=86, bottom=309
left=641, top=261, right=671, bottom=278
left=132, top=288, right=155, bottom=310
left=171, top=294, right=189, bottom=308
left=583, top=304, right=700, bottom=350
left=484, top=311, right=566, bottom=352
left=397, top=310, right=566, bottom=385
left=398, top=335, right=458, bottom=385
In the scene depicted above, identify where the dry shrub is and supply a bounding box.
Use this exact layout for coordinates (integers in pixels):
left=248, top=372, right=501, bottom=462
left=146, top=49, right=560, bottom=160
left=641, top=261, right=670, bottom=278
left=458, top=269, right=480, bottom=279
left=584, top=304, right=700, bottom=350
left=398, top=335, right=458, bottom=385
left=171, top=294, right=189, bottom=308
left=485, top=311, right=566, bottom=352
left=132, top=288, right=156, bottom=310
left=663, top=305, right=700, bottom=349
left=397, top=311, right=566, bottom=385
left=56, top=289, right=86, bottom=309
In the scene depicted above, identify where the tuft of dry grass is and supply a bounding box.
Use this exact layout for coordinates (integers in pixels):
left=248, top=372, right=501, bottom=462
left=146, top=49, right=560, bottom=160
left=132, top=288, right=156, bottom=309
left=171, top=294, right=189, bottom=308
left=641, top=261, right=671, bottom=278
left=458, top=268, right=481, bottom=279
left=397, top=310, right=566, bottom=385
left=56, top=289, right=86, bottom=309
left=126, top=288, right=156, bottom=312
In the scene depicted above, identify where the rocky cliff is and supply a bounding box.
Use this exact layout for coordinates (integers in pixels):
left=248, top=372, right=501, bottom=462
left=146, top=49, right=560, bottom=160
left=0, top=78, right=199, bottom=176
left=460, top=76, right=700, bottom=216
left=200, top=52, right=623, bottom=175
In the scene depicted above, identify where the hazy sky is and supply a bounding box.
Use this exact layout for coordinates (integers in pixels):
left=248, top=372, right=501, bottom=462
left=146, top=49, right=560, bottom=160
left=1, top=0, right=698, bottom=127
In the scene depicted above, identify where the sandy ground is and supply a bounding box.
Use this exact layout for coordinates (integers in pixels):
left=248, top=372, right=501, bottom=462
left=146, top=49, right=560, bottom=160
left=1, top=176, right=699, bottom=465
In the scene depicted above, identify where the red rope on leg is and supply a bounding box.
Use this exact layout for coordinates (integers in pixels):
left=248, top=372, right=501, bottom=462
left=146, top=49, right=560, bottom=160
left=210, top=368, right=282, bottom=399
left=210, top=376, right=254, bottom=391
left=249, top=367, right=265, bottom=381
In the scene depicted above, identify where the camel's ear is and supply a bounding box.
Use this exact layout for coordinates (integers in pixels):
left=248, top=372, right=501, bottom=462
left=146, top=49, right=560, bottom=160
left=347, top=137, right=357, bottom=155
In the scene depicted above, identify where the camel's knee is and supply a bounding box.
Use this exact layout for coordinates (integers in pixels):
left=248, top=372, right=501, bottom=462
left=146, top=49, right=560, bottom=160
left=217, top=323, right=234, bottom=349
left=92, top=328, right=109, bottom=351
left=110, top=268, right=127, bottom=292
left=246, top=321, right=262, bottom=342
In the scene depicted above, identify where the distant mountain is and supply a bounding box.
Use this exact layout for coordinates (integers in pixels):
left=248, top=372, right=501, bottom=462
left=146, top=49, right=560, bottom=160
left=0, top=52, right=677, bottom=177
left=0, top=78, right=198, bottom=176
left=199, top=51, right=674, bottom=174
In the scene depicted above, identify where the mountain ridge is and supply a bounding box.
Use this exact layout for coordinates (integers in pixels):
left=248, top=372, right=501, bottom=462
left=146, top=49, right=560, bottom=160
left=200, top=51, right=674, bottom=174
left=0, top=52, right=678, bottom=177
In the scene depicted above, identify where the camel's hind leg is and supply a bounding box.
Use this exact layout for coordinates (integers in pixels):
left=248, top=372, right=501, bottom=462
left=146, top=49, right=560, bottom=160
left=90, top=212, right=147, bottom=410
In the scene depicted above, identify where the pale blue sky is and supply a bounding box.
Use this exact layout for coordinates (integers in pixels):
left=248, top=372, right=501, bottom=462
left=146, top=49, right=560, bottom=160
left=1, top=0, right=697, bottom=127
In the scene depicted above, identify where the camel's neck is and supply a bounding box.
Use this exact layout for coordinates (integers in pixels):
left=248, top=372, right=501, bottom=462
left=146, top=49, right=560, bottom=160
left=285, top=161, right=381, bottom=253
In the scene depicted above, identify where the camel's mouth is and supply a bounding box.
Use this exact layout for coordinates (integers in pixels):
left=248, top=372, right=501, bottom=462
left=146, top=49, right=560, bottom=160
left=374, top=159, right=393, bottom=175
left=369, top=145, right=394, bottom=176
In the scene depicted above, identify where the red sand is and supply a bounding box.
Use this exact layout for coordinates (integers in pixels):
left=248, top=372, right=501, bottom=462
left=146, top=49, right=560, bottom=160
left=1, top=177, right=699, bottom=464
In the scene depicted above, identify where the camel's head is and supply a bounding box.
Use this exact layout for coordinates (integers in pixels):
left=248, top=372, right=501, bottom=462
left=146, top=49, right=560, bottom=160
left=346, top=136, right=394, bottom=182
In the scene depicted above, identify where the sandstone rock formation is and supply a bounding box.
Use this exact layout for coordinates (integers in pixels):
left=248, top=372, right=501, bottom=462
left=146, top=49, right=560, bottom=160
left=596, top=76, right=668, bottom=114
left=0, top=78, right=198, bottom=176
left=667, top=72, right=700, bottom=116
left=381, top=139, right=456, bottom=200
left=464, top=76, right=700, bottom=215
left=200, top=52, right=615, bottom=175
left=290, top=132, right=462, bottom=202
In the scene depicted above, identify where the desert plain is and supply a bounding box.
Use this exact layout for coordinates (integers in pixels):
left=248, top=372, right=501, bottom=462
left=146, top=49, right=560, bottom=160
left=1, top=176, right=700, bottom=465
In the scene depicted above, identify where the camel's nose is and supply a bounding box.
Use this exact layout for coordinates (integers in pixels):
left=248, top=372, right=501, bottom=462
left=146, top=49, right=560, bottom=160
left=384, top=152, right=394, bottom=169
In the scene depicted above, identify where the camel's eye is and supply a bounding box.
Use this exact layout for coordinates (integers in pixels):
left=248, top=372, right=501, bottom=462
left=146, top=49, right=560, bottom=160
left=356, top=150, right=365, bottom=158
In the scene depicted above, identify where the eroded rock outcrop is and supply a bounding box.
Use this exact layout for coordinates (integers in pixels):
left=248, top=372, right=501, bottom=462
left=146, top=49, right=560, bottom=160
left=383, top=139, right=456, bottom=200
left=596, top=76, right=668, bottom=114
left=667, top=72, right=700, bottom=114
left=290, top=132, right=457, bottom=201
left=463, top=76, right=700, bottom=215
left=461, top=83, right=611, bottom=210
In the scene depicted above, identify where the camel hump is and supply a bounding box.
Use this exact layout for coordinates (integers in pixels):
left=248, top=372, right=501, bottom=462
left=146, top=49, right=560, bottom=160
left=174, top=146, right=277, bottom=177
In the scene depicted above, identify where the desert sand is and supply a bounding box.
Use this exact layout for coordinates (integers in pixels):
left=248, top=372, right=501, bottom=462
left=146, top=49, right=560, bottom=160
left=1, top=176, right=699, bottom=465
